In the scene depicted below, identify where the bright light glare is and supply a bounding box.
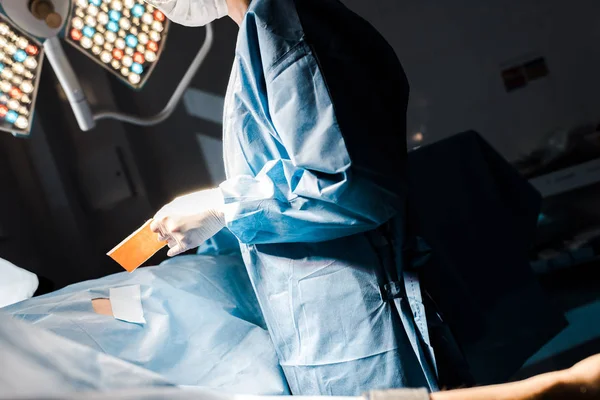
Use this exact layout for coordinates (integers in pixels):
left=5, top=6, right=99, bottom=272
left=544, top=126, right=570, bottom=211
left=412, top=132, right=424, bottom=143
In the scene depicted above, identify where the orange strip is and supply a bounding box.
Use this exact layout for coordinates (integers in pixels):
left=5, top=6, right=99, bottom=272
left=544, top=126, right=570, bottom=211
left=107, top=220, right=167, bottom=272
left=91, top=298, right=113, bottom=316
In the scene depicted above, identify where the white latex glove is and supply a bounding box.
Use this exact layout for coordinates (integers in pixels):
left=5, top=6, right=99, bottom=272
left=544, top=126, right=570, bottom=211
left=150, top=188, right=225, bottom=257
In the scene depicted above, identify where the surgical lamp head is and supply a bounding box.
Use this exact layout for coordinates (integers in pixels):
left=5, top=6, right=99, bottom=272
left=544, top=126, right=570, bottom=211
left=0, top=0, right=211, bottom=137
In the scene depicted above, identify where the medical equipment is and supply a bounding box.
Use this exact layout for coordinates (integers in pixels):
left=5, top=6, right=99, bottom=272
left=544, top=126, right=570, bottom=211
left=66, top=0, right=169, bottom=89
left=0, top=0, right=213, bottom=136
left=405, top=131, right=567, bottom=385
left=107, top=220, right=167, bottom=272
left=0, top=13, right=45, bottom=136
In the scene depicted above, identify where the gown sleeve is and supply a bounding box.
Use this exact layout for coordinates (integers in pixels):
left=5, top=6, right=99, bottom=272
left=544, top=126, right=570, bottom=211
left=220, top=41, right=404, bottom=245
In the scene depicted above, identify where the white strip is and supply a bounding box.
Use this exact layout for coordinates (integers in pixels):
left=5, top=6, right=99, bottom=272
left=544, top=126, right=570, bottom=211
left=183, top=88, right=224, bottom=125
left=109, top=285, right=146, bottom=324
left=404, top=270, right=438, bottom=378
left=529, top=157, right=600, bottom=198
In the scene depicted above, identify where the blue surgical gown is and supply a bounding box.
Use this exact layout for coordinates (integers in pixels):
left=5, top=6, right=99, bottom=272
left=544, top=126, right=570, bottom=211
left=217, top=0, right=436, bottom=394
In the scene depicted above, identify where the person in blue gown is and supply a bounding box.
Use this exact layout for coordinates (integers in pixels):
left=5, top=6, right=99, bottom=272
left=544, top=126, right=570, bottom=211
left=147, top=0, right=437, bottom=394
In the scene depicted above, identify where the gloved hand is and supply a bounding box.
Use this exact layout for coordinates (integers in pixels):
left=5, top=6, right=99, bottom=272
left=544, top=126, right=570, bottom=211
left=150, top=188, right=225, bottom=257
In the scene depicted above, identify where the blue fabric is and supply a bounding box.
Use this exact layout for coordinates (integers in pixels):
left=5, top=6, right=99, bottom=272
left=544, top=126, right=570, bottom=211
left=197, top=229, right=241, bottom=256
left=0, top=313, right=174, bottom=397
left=4, top=255, right=289, bottom=395
left=217, top=0, right=435, bottom=394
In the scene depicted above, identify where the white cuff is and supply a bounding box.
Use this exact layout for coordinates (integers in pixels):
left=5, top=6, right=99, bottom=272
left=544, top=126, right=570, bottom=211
left=367, top=389, right=430, bottom=400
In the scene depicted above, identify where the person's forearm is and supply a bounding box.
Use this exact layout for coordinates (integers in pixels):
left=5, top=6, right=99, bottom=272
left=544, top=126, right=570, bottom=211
left=430, top=370, right=574, bottom=400
left=220, top=169, right=399, bottom=245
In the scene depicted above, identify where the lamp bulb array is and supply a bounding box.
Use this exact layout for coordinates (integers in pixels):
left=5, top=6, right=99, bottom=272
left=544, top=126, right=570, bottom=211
left=67, top=0, right=168, bottom=88
left=0, top=16, right=43, bottom=135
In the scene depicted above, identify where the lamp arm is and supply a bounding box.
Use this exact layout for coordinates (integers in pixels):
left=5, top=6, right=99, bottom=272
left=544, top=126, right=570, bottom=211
left=92, top=23, right=214, bottom=127
left=43, top=36, right=96, bottom=131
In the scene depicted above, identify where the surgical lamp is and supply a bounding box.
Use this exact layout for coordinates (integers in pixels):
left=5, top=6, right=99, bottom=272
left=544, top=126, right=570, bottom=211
left=0, top=0, right=213, bottom=136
